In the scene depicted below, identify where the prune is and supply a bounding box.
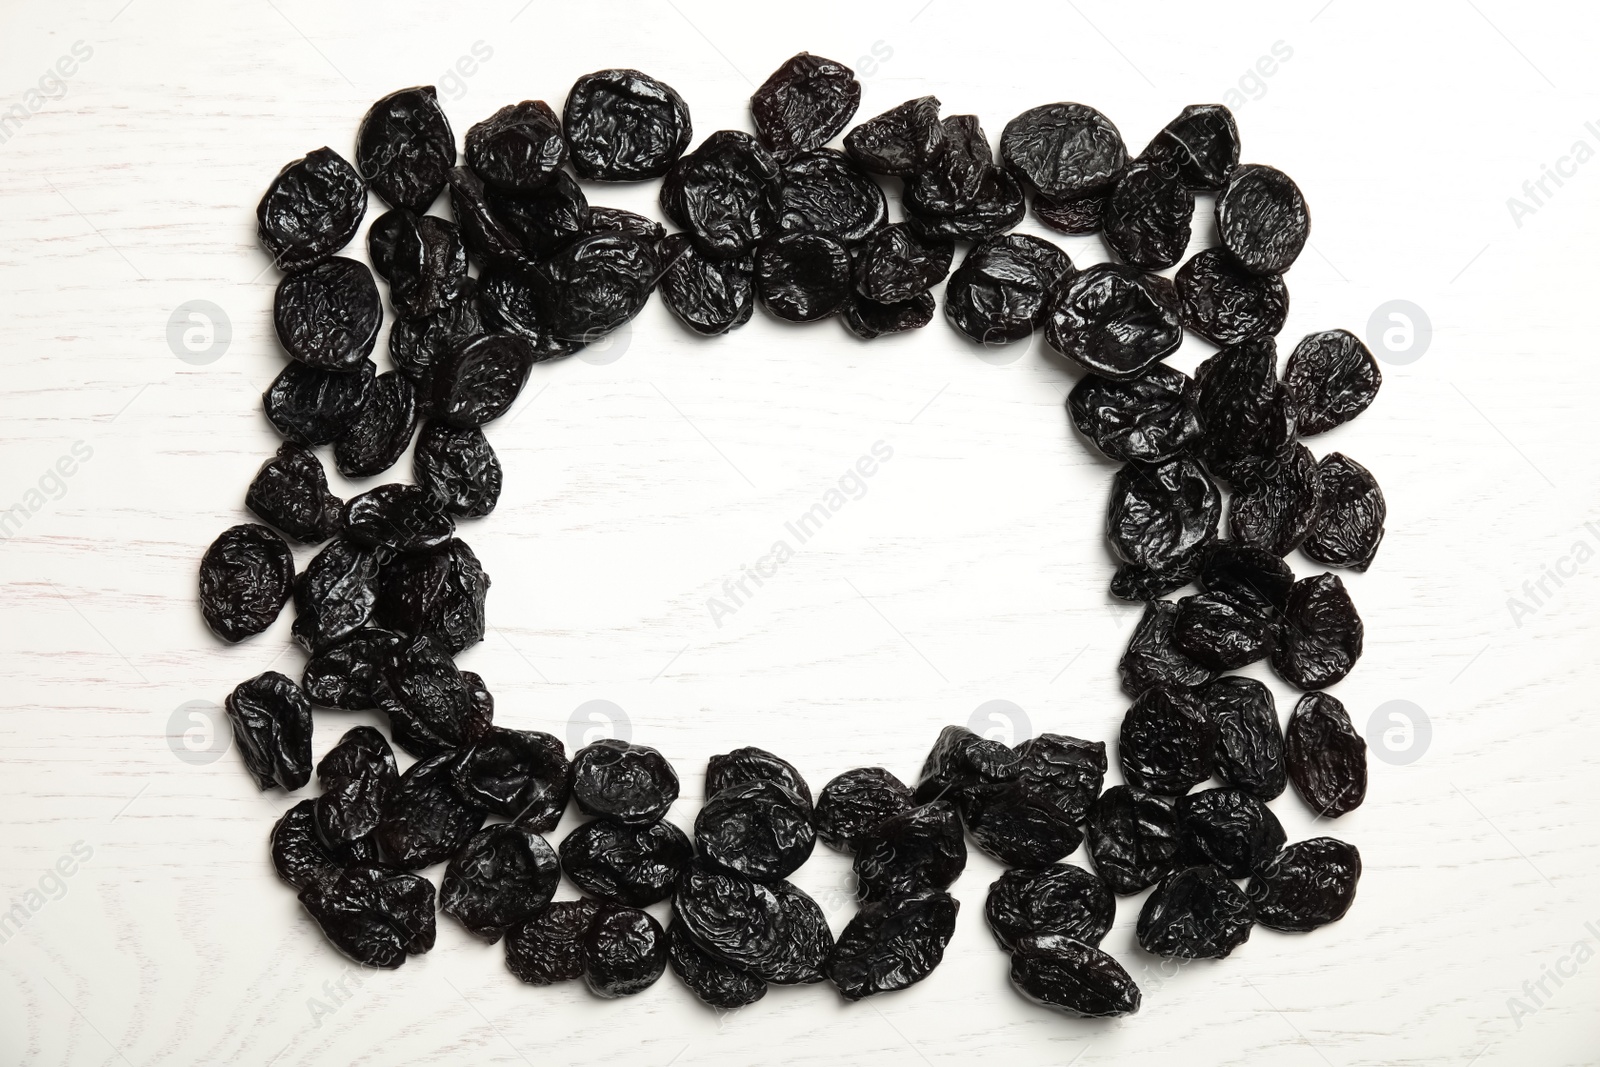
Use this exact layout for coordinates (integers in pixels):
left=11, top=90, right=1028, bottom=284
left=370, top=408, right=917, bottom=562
left=1285, top=329, right=1381, bottom=434
left=1032, top=190, right=1107, bottom=235
left=844, top=95, right=944, bottom=176
left=1173, top=591, right=1277, bottom=671
left=224, top=671, right=312, bottom=790
left=256, top=147, right=366, bottom=272
left=376, top=213, right=469, bottom=319
left=658, top=234, right=755, bottom=336
left=538, top=231, right=660, bottom=342
left=564, top=68, right=692, bottom=181
left=334, top=371, right=417, bottom=479
left=1272, top=573, right=1363, bottom=690
left=986, top=865, right=1113, bottom=952
left=1139, top=103, right=1240, bottom=190
left=843, top=291, right=936, bottom=338
left=695, top=779, right=816, bottom=881
left=446, top=165, right=538, bottom=272
left=1009, top=935, right=1141, bottom=1018
left=465, top=100, right=566, bottom=192
left=584, top=905, right=668, bottom=998
left=585, top=206, right=667, bottom=244
left=853, top=801, right=966, bottom=902
left=672, top=866, right=785, bottom=974
left=1217, top=163, right=1310, bottom=275
left=944, top=233, right=1073, bottom=345
left=302, top=628, right=401, bottom=710
left=914, top=725, right=1020, bottom=804
left=1014, top=734, right=1106, bottom=824
left=460, top=671, right=497, bottom=743
left=1199, top=542, right=1294, bottom=614
left=344, top=483, right=454, bottom=554
left=452, top=727, right=570, bottom=827
left=1248, top=837, right=1361, bottom=931
left=826, top=889, right=958, bottom=1001
left=476, top=271, right=574, bottom=359
left=1119, top=599, right=1215, bottom=696
left=485, top=172, right=589, bottom=258
left=1068, top=365, right=1201, bottom=465
left=374, top=539, right=488, bottom=654
left=814, top=767, right=913, bottom=852
left=572, top=738, right=679, bottom=826
left=357, top=86, right=455, bottom=212
left=299, top=863, right=436, bottom=969
left=1176, top=787, right=1285, bottom=878
left=274, top=257, right=382, bottom=372
left=1085, top=785, right=1181, bottom=894
left=661, top=131, right=781, bottom=260
left=1194, top=339, right=1296, bottom=485
left=372, top=751, right=486, bottom=869
left=904, top=132, right=1025, bottom=242
left=560, top=819, right=693, bottom=906
left=263, top=358, right=376, bottom=446
left=1136, top=865, right=1254, bottom=959
left=270, top=799, right=376, bottom=890
left=759, top=882, right=833, bottom=984
left=1109, top=547, right=1206, bottom=603
left=1302, top=453, right=1385, bottom=571
left=1174, top=247, right=1288, bottom=346
left=412, top=421, right=502, bottom=518
left=958, top=778, right=1082, bottom=867
left=314, top=725, right=397, bottom=848
left=390, top=280, right=483, bottom=403
left=750, top=52, right=860, bottom=156
left=1104, top=159, right=1195, bottom=270
left=756, top=232, right=851, bottom=322
left=245, top=443, right=344, bottom=544
left=1106, top=456, right=1220, bottom=570
left=852, top=223, right=952, bottom=305
left=440, top=823, right=560, bottom=942
left=1285, top=692, right=1367, bottom=818
left=199, top=523, right=295, bottom=642
left=1046, top=263, right=1182, bottom=379
left=434, top=333, right=534, bottom=427
left=1118, top=685, right=1214, bottom=796
left=373, top=634, right=482, bottom=759
left=1229, top=443, right=1323, bottom=556
left=505, top=899, right=600, bottom=985
left=666, top=920, right=767, bottom=1009
left=1199, top=677, right=1286, bottom=800
left=707, top=747, right=812, bottom=805
left=1000, top=103, right=1127, bottom=200
left=779, top=149, right=886, bottom=244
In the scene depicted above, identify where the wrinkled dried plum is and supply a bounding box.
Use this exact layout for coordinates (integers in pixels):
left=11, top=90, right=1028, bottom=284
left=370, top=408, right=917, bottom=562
left=658, top=234, right=755, bottom=336
left=1302, top=453, right=1385, bottom=571
left=1085, top=785, right=1181, bottom=894
left=246, top=443, right=344, bottom=544
left=1194, top=339, right=1297, bottom=485
left=1009, top=934, right=1141, bottom=1018
left=295, top=535, right=381, bottom=654
left=199, top=524, right=295, bottom=642
left=505, top=899, right=600, bottom=985
left=672, top=867, right=785, bottom=975
left=376, top=212, right=469, bottom=320
left=466, top=100, right=566, bottom=192
left=706, top=746, right=812, bottom=805
left=667, top=920, right=767, bottom=1009
left=944, top=233, right=1072, bottom=345
left=1248, top=837, right=1361, bottom=931
left=1046, top=263, right=1182, bottom=378
left=460, top=671, right=496, bottom=741
left=1217, top=163, right=1309, bottom=275
left=1137, top=865, right=1254, bottom=958
left=374, top=539, right=488, bottom=655
left=257, top=147, right=366, bottom=272
left=853, top=223, right=952, bottom=305
left=452, top=727, right=569, bottom=827
left=1272, top=573, right=1363, bottom=690
left=1176, top=787, right=1285, bottom=877
left=390, top=280, right=483, bottom=404
left=270, top=798, right=377, bottom=890
left=334, top=370, right=417, bottom=479
left=853, top=801, right=966, bottom=902
left=572, top=738, right=679, bottom=826
left=586, top=206, right=667, bottom=243
left=756, top=232, right=851, bottom=322
left=314, top=725, right=396, bottom=848
left=1106, top=456, right=1220, bottom=570
left=826, top=889, right=958, bottom=1001
left=815, top=767, right=913, bottom=852
left=844, top=95, right=943, bottom=176
left=1229, top=443, right=1323, bottom=556
left=1119, top=685, right=1214, bottom=796
left=1109, top=546, right=1206, bottom=603
left=1139, top=104, right=1240, bottom=190
left=441, top=823, right=560, bottom=942
left=914, top=724, right=1020, bottom=804
left=299, top=863, right=436, bottom=969
left=560, top=818, right=692, bottom=907
left=1104, top=158, right=1194, bottom=270
left=538, top=231, right=660, bottom=343
left=1000, top=103, right=1127, bottom=200
left=1173, top=591, right=1277, bottom=671
left=779, top=149, right=886, bottom=244
left=475, top=271, right=574, bottom=359
left=274, top=257, right=382, bottom=371
left=751, top=52, right=860, bottom=156
left=412, top=421, right=502, bottom=518
left=302, top=628, right=401, bottom=710
left=986, top=865, right=1113, bottom=950
left=357, top=86, right=455, bottom=213
left=1199, top=676, right=1286, bottom=800
left=1286, top=329, right=1381, bottom=434
left=1068, top=365, right=1201, bottom=465
left=434, top=333, right=534, bottom=427
left=484, top=173, right=588, bottom=258
left=661, top=131, right=781, bottom=260
left=372, top=634, right=482, bottom=759
left=565, top=68, right=692, bottom=181
left=1014, top=734, right=1106, bottom=825
left=958, top=777, right=1082, bottom=867
left=695, top=779, right=816, bottom=881
left=1285, top=692, right=1367, bottom=817
left=1119, top=599, right=1215, bottom=696
left=225, top=671, right=312, bottom=790
left=1199, top=542, right=1294, bottom=614
left=1032, top=190, right=1107, bottom=234
left=446, top=164, right=538, bottom=272
left=344, top=483, right=453, bottom=554
left=1175, top=247, right=1288, bottom=346
left=584, top=904, right=667, bottom=997
left=904, top=155, right=1025, bottom=240
left=758, top=882, right=833, bottom=984
left=373, top=751, right=485, bottom=869
left=263, top=358, right=376, bottom=446
left=844, top=289, right=936, bottom=338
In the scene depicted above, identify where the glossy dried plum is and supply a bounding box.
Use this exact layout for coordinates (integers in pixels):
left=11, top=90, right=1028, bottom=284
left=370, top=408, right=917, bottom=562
left=706, top=746, right=812, bottom=805
left=1217, top=163, right=1310, bottom=275
left=1286, top=329, right=1381, bottom=434
left=1000, top=103, right=1127, bottom=200
left=299, top=863, right=436, bottom=969
left=778, top=149, right=886, bottom=244
left=270, top=798, right=377, bottom=890
left=357, top=86, right=455, bottom=212
left=225, top=671, right=312, bottom=790
left=914, top=724, right=1020, bottom=804
left=292, top=538, right=380, bottom=652
left=199, top=523, right=295, bottom=642
left=505, top=899, right=600, bottom=985
left=695, top=779, right=816, bottom=882
left=372, top=634, right=482, bottom=759
left=1109, top=546, right=1206, bottom=603
left=1068, top=365, right=1201, bottom=465
left=586, top=206, right=667, bottom=243
left=1176, top=787, right=1285, bottom=877
left=1085, top=785, right=1181, bottom=894
left=538, top=231, right=660, bottom=342
left=1199, top=676, right=1286, bottom=800
left=1302, top=453, right=1385, bottom=571
left=1199, top=542, right=1294, bottom=614
left=584, top=905, right=668, bottom=997
left=1106, top=456, right=1220, bottom=570
left=944, top=233, right=1072, bottom=345
left=750, top=52, right=860, bottom=156
left=756, top=232, right=851, bottom=322
left=844, top=95, right=943, bottom=176
left=1285, top=692, right=1367, bottom=817
left=256, top=147, right=366, bottom=272
left=1032, top=190, right=1107, bottom=235
left=434, top=333, right=534, bottom=427
left=986, top=865, right=1114, bottom=950
left=1104, top=158, right=1195, bottom=270
left=672, top=866, right=784, bottom=973
left=484, top=172, right=589, bottom=258
left=1248, top=836, right=1361, bottom=931
left=560, top=818, right=692, bottom=907
left=452, top=727, right=569, bottom=827
left=412, top=421, right=502, bottom=518
left=446, top=164, right=537, bottom=272
left=758, top=882, right=833, bottom=984
left=1119, top=599, right=1215, bottom=696
left=373, top=539, right=488, bottom=655
left=958, top=777, right=1082, bottom=867
left=334, top=371, right=416, bottom=479
left=660, top=130, right=781, bottom=260
left=1137, top=865, right=1254, bottom=958
left=853, top=223, right=952, bottom=305
left=1173, top=591, right=1277, bottom=671
left=377, top=212, right=469, bottom=319
left=465, top=100, right=566, bottom=192
left=843, top=292, right=936, bottom=339
left=904, top=157, right=1025, bottom=240
left=390, top=280, right=483, bottom=404
left=814, top=767, right=913, bottom=852
left=852, top=801, right=966, bottom=902
left=263, top=358, right=376, bottom=446
left=302, top=628, right=401, bottom=710
left=658, top=234, right=754, bottom=336
left=245, top=443, right=344, bottom=544
left=440, top=823, right=560, bottom=942
left=826, top=889, right=958, bottom=1002
left=1118, top=685, right=1214, bottom=796
left=1229, top=443, right=1323, bottom=556
left=1046, top=263, right=1182, bottom=379
left=1009, top=935, right=1141, bottom=1018
left=667, top=920, right=767, bottom=1009
left=572, top=738, right=679, bottom=826
left=1194, top=339, right=1297, bottom=484
left=373, top=751, right=485, bottom=869
left=1139, top=104, right=1240, bottom=190
left=476, top=271, right=574, bottom=359
left=344, top=483, right=453, bottom=554
left=1272, top=573, right=1363, bottom=690
left=1175, top=247, right=1288, bottom=346
left=274, top=257, right=382, bottom=371
left=460, top=671, right=497, bottom=742
left=564, top=68, right=692, bottom=181
left=1014, top=734, right=1106, bottom=825
left=314, top=725, right=397, bottom=848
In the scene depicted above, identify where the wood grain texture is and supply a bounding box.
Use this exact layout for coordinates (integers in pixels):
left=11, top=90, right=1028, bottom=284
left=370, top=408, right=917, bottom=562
left=1, top=0, right=1598, bottom=1064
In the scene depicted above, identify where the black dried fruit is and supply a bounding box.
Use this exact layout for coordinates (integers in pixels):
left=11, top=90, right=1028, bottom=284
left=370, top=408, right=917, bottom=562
left=357, top=86, right=455, bottom=213
left=1009, top=935, right=1141, bottom=1018
left=374, top=212, right=469, bottom=319
left=843, top=292, right=936, bottom=339
left=344, top=483, right=454, bottom=554
left=446, top=165, right=538, bottom=273
left=584, top=905, right=668, bottom=998
left=505, top=899, right=600, bottom=985
left=1199, top=676, right=1286, bottom=800
left=1176, top=787, right=1285, bottom=878
left=904, top=119, right=1025, bottom=241
left=1248, top=837, right=1361, bottom=931
left=1194, top=339, right=1297, bottom=485
left=1109, top=545, right=1207, bottom=603
left=1106, top=456, right=1220, bottom=570
left=944, top=233, right=1072, bottom=345
left=560, top=818, right=693, bottom=907
left=413, top=421, right=503, bottom=518
left=1136, top=865, right=1254, bottom=959
left=461, top=671, right=497, bottom=743
left=299, top=863, right=436, bottom=969
left=1272, top=573, right=1363, bottom=690
left=1118, top=685, right=1215, bottom=796
left=199, top=523, right=295, bottom=642
left=1301, top=453, right=1385, bottom=571
left=564, top=68, right=692, bottom=181
left=706, top=746, right=812, bottom=805
left=1285, top=692, right=1367, bottom=818
left=440, top=823, right=560, bottom=942
left=751, top=52, right=860, bottom=156
left=466, top=100, right=567, bottom=192
left=314, top=725, right=397, bottom=849
left=1119, top=599, right=1215, bottom=696
left=672, top=867, right=791, bottom=976
left=1217, top=163, right=1310, bottom=275
left=826, top=889, right=958, bottom=1001
left=256, top=147, right=366, bottom=273
left=914, top=725, right=1020, bottom=804
left=1174, top=247, right=1288, bottom=346
left=661, top=130, right=781, bottom=260
left=453, top=727, right=570, bottom=827
left=814, top=767, right=913, bottom=853
left=1229, top=443, right=1323, bottom=556
left=853, top=223, right=952, bottom=305
left=1173, top=591, right=1277, bottom=671
left=1014, top=734, right=1106, bottom=825
left=390, top=280, right=483, bottom=404
left=475, top=271, right=573, bottom=359
left=1068, top=365, right=1201, bottom=465
left=1199, top=542, right=1294, bottom=614
left=245, top=443, right=344, bottom=544
left=1032, top=190, right=1107, bottom=235
left=1104, top=158, right=1195, bottom=271
left=292, top=538, right=380, bottom=652
left=1085, top=785, right=1181, bottom=894
left=756, top=881, right=833, bottom=984
left=658, top=234, right=755, bottom=336
left=572, top=738, right=679, bottom=826
left=225, top=671, right=312, bottom=790
left=538, top=231, right=660, bottom=343
left=274, top=257, right=382, bottom=371
left=695, top=779, right=816, bottom=881
left=334, top=370, right=417, bottom=479
left=1139, top=104, right=1240, bottom=190
left=1000, top=103, right=1127, bottom=200
left=1285, top=329, right=1381, bottom=434
left=959, top=780, right=1081, bottom=867
left=853, top=801, right=966, bottom=902
left=434, top=333, right=534, bottom=427
left=779, top=149, right=886, bottom=244
left=986, top=865, right=1114, bottom=950
left=270, top=798, right=377, bottom=890
left=586, top=206, right=667, bottom=243
left=263, top=358, right=376, bottom=446
left=756, top=232, right=851, bottom=322
left=373, top=539, right=488, bottom=655
left=1046, top=263, right=1182, bottom=379
left=302, top=628, right=401, bottom=710
left=373, top=751, right=485, bottom=870
left=485, top=173, right=589, bottom=258
left=844, top=95, right=943, bottom=176
left=666, top=920, right=767, bottom=1009
left=373, top=634, right=483, bottom=759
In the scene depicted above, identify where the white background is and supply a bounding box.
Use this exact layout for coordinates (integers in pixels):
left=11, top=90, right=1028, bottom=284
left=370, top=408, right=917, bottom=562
left=1, top=1, right=1597, bottom=1064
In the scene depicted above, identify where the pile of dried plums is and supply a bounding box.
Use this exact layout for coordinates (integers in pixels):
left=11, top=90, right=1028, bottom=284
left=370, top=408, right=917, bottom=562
left=199, top=52, right=1380, bottom=1018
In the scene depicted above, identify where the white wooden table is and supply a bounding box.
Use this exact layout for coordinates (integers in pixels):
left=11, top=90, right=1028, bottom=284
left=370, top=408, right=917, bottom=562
left=2, top=1, right=1596, bottom=1063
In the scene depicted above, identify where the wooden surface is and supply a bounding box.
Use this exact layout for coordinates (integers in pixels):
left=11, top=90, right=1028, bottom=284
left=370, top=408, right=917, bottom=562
left=1, top=1, right=1597, bottom=1063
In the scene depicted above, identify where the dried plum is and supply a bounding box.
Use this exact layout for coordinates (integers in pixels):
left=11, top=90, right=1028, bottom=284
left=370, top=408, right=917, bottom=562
left=373, top=634, right=482, bottom=759
left=1247, top=837, right=1361, bottom=931
left=452, top=727, right=570, bottom=826
left=344, top=483, right=454, bottom=554
left=334, top=370, right=417, bottom=479
left=914, top=724, right=1020, bottom=804
left=484, top=173, right=588, bottom=258
left=270, top=798, right=377, bottom=890
left=224, top=671, right=312, bottom=790
left=505, top=899, right=600, bottom=985
left=245, top=443, right=344, bottom=544
left=853, top=223, right=952, bottom=305
left=758, top=882, right=833, bottom=984
left=1104, top=158, right=1194, bottom=270
left=1272, top=573, right=1363, bottom=690
left=667, top=920, right=767, bottom=1009
left=1199, top=542, right=1294, bottom=614
left=844, top=95, right=943, bottom=176
left=572, top=738, right=679, bottom=826
left=292, top=538, right=380, bottom=652
left=1217, top=163, right=1309, bottom=275
left=256, top=147, right=366, bottom=272
left=357, top=86, right=455, bottom=213
left=373, top=751, right=486, bottom=869
left=1175, top=247, right=1288, bottom=346
left=853, top=801, right=966, bottom=902
left=263, top=358, right=376, bottom=446
left=302, top=628, right=401, bottom=710
left=586, top=206, right=666, bottom=243
left=1118, top=685, right=1214, bottom=796
left=446, top=164, right=538, bottom=272
left=299, top=863, right=436, bottom=969
left=1173, top=591, right=1277, bottom=671
left=308, top=727, right=394, bottom=858
left=658, top=234, right=755, bottom=335
left=1137, top=865, right=1254, bottom=959
left=695, top=779, right=816, bottom=881
left=1014, top=734, right=1106, bottom=825
left=1000, top=103, right=1127, bottom=200
left=1085, top=785, right=1181, bottom=894
left=826, top=889, right=958, bottom=1001
left=466, top=100, right=567, bottom=192
left=661, top=131, right=781, bottom=260
left=904, top=127, right=1025, bottom=242
left=412, top=421, right=502, bottom=518
left=706, top=746, right=812, bottom=805
left=440, top=823, right=560, bottom=943
left=944, top=233, right=1072, bottom=345
left=1032, top=190, right=1107, bottom=235
left=374, top=539, right=488, bottom=655
left=843, top=293, right=936, bottom=339
left=750, top=52, right=860, bottom=156
left=1285, top=329, right=1381, bottom=434
left=376, top=212, right=469, bottom=319
left=1176, top=787, right=1285, bottom=877
left=390, top=280, right=483, bottom=404
left=1139, top=104, right=1240, bottom=190
left=1119, top=599, right=1215, bottom=696
left=1009, top=935, right=1141, bottom=1018
left=199, top=524, right=295, bottom=642
left=1106, top=456, right=1220, bottom=570
left=584, top=905, right=668, bottom=997
left=1229, top=443, right=1323, bottom=556
left=985, top=865, right=1114, bottom=950
left=756, top=232, right=851, bottom=322
left=1068, top=365, right=1201, bottom=465
left=538, top=231, right=660, bottom=343
left=1194, top=339, right=1296, bottom=485
left=1199, top=676, right=1286, bottom=800
left=476, top=271, right=574, bottom=359
left=564, top=68, right=692, bottom=181
left=1109, top=546, right=1206, bottom=603
left=779, top=149, right=886, bottom=244
left=814, top=767, right=913, bottom=852
left=672, top=866, right=785, bottom=974
left=274, top=257, right=382, bottom=371
left=1046, top=263, right=1182, bottom=379
left=434, top=333, right=534, bottom=427
left=1302, top=453, right=1385, bottom=571
left=560, top=818, right=693, bottom=907
left=1285, top=692, right=1367, bottom=817
left=958, top=778, right=1082, bottom=867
